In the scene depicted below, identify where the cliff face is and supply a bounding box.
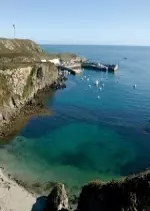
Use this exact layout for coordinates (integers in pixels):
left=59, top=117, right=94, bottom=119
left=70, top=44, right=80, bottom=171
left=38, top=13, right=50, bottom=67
left=0, top=62, right=58, bottom=123
left=0, top=38, right=61, bottom=132
left=77, top=172, right=150, bottom=211
left=25, top=171, right=150, bottom=211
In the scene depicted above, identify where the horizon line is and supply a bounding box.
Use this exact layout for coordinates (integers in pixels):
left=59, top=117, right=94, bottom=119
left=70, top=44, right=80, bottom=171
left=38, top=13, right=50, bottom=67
left=39, top=43, right=150, bottom=47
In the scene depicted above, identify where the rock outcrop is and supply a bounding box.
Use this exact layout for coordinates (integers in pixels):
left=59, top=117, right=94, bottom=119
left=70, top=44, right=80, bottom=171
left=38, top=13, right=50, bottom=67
left=2, top=171, right=150, bottom=211
left=77, top=171, right=150, bottom=211
left=45, top=183, right=68, bottom=211
left=0, top=62, right=58, bottom=123
left=0, top=38, right=67, bottom=139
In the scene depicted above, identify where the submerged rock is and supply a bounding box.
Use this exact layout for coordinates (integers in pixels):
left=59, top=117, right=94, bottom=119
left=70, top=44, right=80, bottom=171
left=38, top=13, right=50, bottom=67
left=45, top=183, right=68, bottom=211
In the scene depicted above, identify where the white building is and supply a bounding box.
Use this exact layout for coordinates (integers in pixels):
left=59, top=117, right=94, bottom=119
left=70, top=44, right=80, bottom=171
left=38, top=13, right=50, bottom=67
left=41, top=59, right=47, bottom=63
left=48, top=58, right=60, bottom=65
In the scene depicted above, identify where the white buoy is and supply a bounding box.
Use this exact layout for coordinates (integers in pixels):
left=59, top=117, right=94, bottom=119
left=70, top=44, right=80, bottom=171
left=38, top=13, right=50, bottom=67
left=99, top=87, right=102, bottom=91
left=102, top=83, right=104, bottom=88
left=133, top=84, right=137, bottom=89
left=87, top=78, right=89, bottom=81
left=84, top=76, right=87, bottom=79
left=95, top=80, right=99, bottom=86
left=97, top=96, right=100, bottom=99
left=88, top=84, right=91, bottom=88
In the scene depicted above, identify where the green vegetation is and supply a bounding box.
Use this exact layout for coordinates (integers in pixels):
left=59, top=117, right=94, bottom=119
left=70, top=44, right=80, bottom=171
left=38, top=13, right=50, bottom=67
left=0, top=38, right=42, bottom=64
left=0, top=62, right=41, bottom=71
left=0, top=38, right=42, bottom=54
left=0, top=38, right=82, bottom=65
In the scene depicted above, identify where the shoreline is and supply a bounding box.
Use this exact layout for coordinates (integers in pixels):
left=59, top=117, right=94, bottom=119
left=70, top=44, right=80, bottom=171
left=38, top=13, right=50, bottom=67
left=1, top=39, right=150, bottom=210
left=1, top=165, right=150, bottom=211
left=0, top=76, right=66, bottom=142
left=0, top=166, right=78, bottom=211
left=0, top=167, right=36, bottom=211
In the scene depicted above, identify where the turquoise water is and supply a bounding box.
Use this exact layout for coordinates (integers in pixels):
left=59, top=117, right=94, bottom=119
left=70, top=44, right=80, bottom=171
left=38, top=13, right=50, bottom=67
left=1, top=45, right=150, bottom=192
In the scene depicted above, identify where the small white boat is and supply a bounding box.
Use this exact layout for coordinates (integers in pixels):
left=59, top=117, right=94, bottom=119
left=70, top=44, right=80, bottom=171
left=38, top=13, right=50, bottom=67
left=114, top=64, right=118, bottom=71
left=95, top=80, right=99, bottom=86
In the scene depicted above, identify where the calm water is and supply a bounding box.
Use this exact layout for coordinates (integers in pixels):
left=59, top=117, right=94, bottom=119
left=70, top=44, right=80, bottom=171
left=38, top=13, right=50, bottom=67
left=1, top=45, right=150, bottom=192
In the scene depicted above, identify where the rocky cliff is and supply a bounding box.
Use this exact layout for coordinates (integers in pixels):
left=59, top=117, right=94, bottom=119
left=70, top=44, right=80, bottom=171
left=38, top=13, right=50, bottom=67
left=39, top=171, right=150, bottom=211
left=0, top=38, right=62, bottom=138
left=77, top=172, right=150, bottom=211
left=0, top=62, right=58, bottom=122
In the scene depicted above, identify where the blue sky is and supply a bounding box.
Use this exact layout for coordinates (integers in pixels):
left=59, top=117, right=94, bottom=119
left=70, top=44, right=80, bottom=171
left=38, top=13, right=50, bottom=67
left=1, top=0, right=150, bottom=45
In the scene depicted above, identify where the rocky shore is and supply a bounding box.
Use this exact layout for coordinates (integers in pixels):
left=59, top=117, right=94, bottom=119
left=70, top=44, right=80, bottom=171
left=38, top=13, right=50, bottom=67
left=1, top=38, right=150, bottom=211
left=0, top=64, right=66, bottom=141
left=0, top=78, right=66, bottom=142
left=0, top=38, right=69, bottom=140
left=1, top=168, right=150, bottom=211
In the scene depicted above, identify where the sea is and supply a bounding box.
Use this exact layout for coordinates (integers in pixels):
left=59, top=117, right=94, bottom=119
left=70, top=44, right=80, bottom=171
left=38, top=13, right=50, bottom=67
left=0, top=45, right=150, bottom=193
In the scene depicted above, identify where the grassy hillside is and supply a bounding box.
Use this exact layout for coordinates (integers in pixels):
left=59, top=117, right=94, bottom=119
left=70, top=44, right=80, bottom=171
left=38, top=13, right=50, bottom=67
left=0, top=38, right=42, bottom=53
left=0, top=38, right=82, bottom=64
left=0, top=38, right=48, bottom=63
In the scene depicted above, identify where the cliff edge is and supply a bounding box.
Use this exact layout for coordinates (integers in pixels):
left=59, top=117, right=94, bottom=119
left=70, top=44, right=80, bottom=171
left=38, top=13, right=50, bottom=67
left=77, top=171, right=150, bottom=211
left=0, top=38, right=63, bottom=139
left=0, top=38, right=83, bottom=64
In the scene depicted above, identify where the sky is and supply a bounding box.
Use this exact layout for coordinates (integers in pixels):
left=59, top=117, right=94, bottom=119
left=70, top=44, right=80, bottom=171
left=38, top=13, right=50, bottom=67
left=1, top=0, right=150, bottom=45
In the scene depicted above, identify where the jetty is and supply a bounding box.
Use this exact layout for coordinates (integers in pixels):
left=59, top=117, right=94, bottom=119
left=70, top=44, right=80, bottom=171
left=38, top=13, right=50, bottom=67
left=82, top=61, right=118, bottom=72
left=57, top=63, right=82, bottom=75
left=57, top=60, right=118, bottom=75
